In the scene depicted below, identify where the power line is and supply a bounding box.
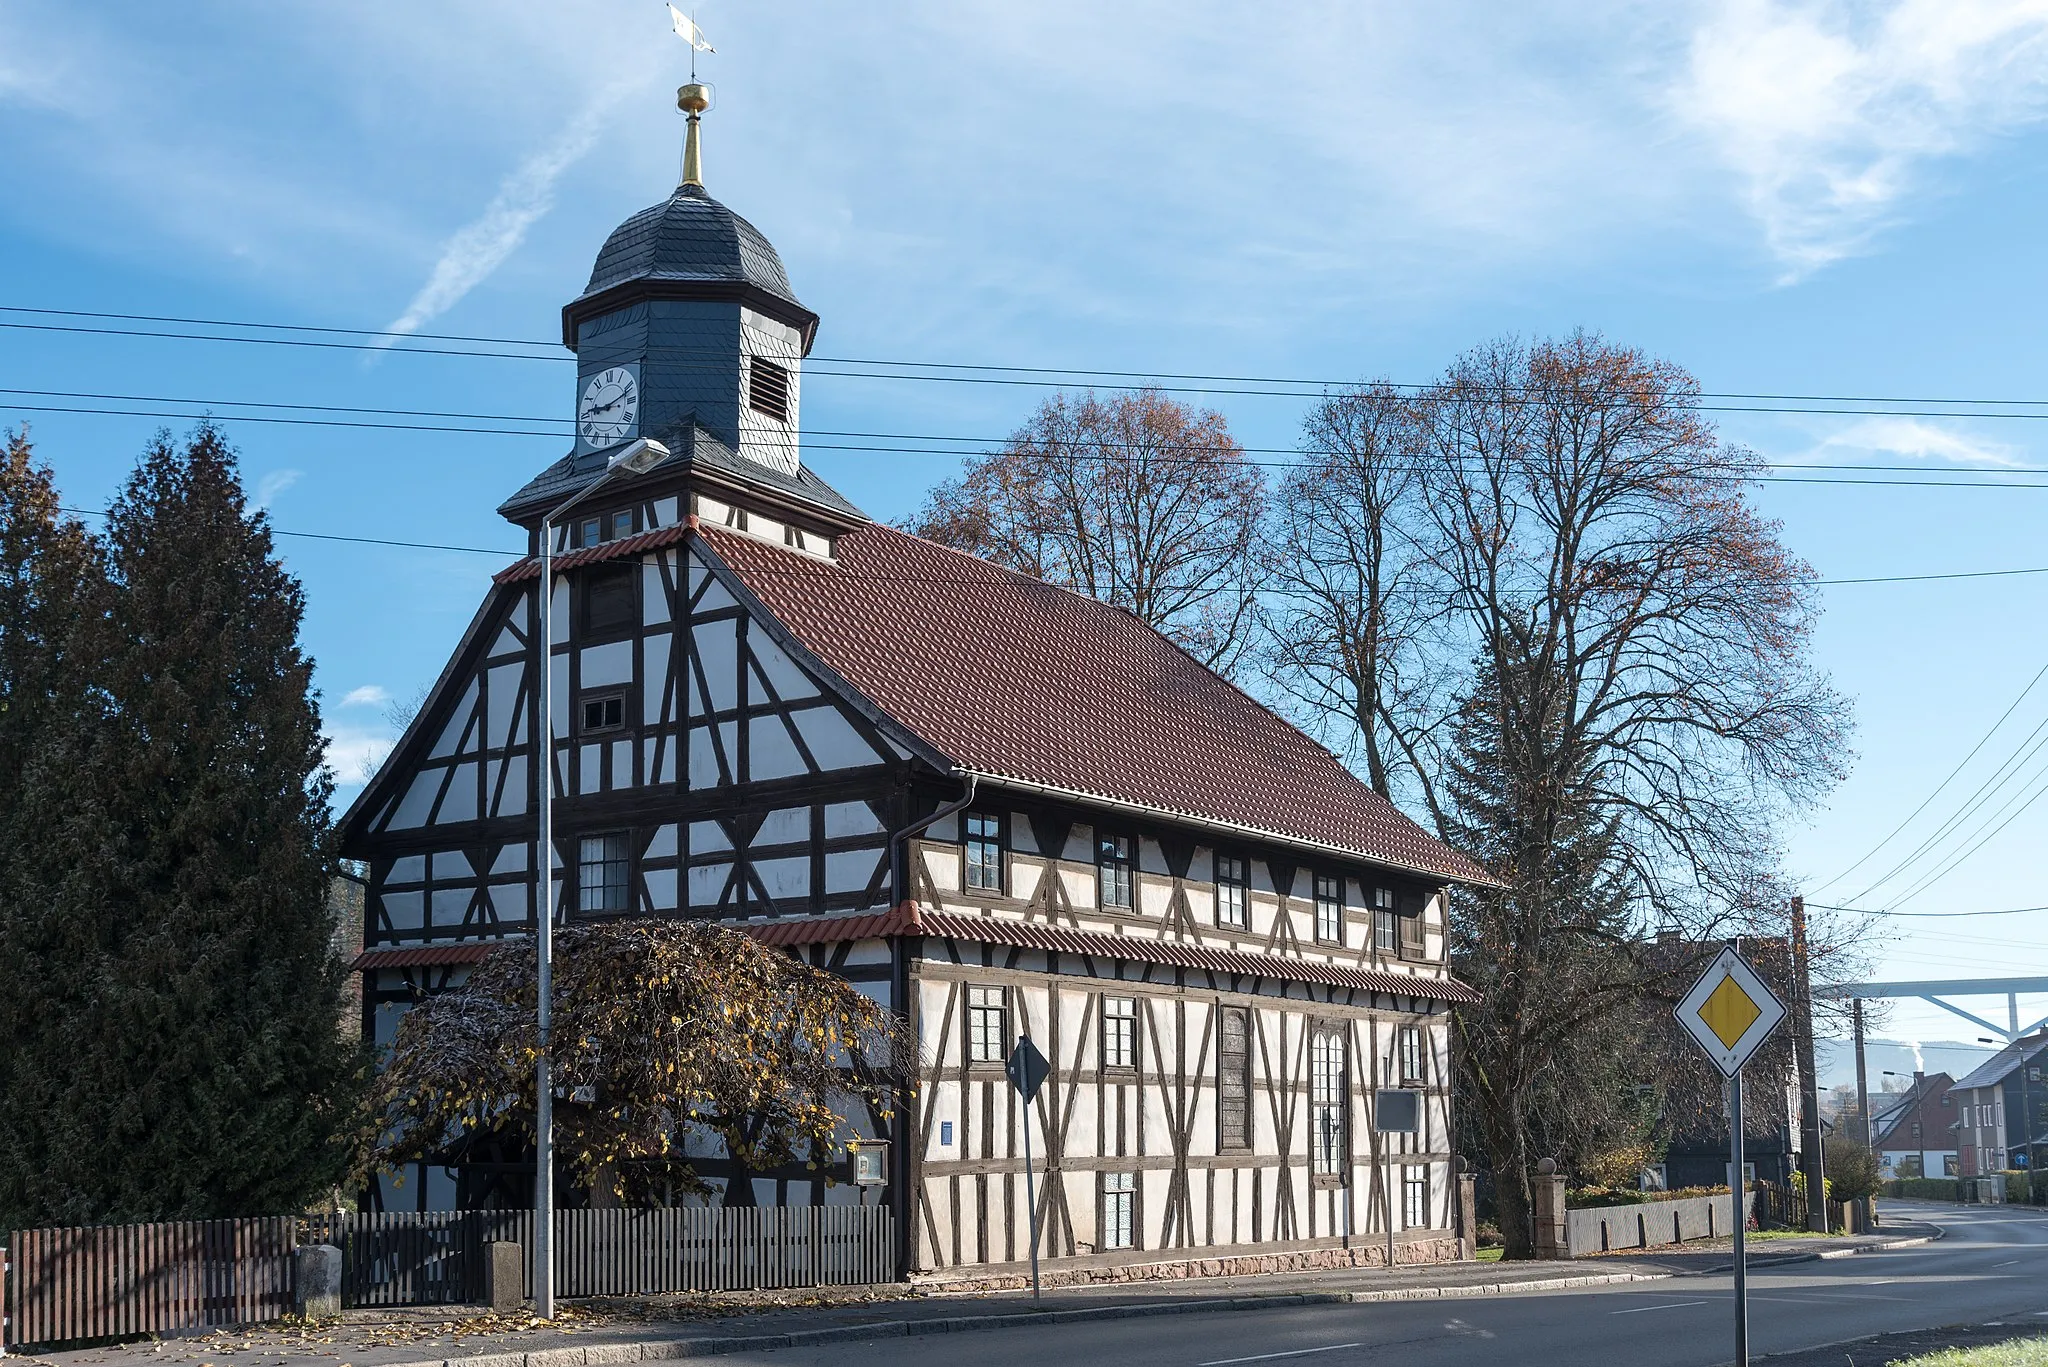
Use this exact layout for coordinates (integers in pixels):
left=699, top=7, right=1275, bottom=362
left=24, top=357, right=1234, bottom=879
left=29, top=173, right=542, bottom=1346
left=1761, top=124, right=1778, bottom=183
left=13, top=400, right=2048, bottom=492
left=22, top=308, right=2048, bottom=417
left=16, top=304, right=2048, bottom=411
left=1812, top=901, right=2048, bottom=919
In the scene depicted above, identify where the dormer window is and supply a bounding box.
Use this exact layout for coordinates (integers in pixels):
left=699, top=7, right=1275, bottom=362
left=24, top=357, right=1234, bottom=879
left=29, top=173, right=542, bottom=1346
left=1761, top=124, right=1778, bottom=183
left=749, top=357, right=791, bottom=422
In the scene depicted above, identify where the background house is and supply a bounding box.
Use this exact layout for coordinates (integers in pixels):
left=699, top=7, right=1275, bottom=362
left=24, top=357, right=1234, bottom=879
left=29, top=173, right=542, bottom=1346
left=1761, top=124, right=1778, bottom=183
left=1870, top=1072, right=1957, bottom=1178
left=1951, top=1036, right=2048, bottom=1176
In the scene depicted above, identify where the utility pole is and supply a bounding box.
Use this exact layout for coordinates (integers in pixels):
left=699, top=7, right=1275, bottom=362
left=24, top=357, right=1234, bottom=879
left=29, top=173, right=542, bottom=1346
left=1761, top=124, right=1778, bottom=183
left=1791, top=897, right=1828, bottom=1230
left=1853, top=999, right=1871, bottom=1146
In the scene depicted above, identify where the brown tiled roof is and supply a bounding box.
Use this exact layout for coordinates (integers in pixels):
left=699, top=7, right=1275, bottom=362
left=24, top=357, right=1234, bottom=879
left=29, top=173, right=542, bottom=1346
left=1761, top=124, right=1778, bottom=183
left=699, top=522, right=1489, bottom=884
left=353, top=907, right=1478, bottom=1003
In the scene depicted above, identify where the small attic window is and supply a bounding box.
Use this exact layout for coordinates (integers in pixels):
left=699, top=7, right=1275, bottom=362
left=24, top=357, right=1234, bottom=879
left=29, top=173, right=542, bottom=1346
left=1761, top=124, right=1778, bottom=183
left=749, top=357, right=791, bottom=423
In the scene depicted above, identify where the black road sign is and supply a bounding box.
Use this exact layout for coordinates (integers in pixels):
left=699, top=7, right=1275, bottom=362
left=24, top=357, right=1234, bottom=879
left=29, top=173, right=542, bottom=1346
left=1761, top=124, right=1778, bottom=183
left=1006, top=1036, right=1050, bottom=1102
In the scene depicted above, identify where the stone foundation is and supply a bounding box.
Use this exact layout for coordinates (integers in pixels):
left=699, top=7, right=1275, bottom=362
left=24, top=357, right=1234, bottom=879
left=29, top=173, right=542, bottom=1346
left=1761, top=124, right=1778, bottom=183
left=914, top=1235, right=1465, bottom=1292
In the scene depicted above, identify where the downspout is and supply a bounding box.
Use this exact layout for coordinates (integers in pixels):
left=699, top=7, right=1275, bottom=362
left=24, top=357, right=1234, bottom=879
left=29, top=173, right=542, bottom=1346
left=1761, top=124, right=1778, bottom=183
left=887, top=769, right=974, bottom=1284
left=889, top=770, right=978, bottom=912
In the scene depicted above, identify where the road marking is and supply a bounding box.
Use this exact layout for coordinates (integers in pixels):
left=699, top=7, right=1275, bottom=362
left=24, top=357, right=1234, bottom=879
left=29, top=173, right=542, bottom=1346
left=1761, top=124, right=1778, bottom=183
left=1610, top=1300, right=1710, bottom=1315
left=1199, top=1345, right=1364, bottom=1366
left=1994, top=1259, right=2023, bottom=1267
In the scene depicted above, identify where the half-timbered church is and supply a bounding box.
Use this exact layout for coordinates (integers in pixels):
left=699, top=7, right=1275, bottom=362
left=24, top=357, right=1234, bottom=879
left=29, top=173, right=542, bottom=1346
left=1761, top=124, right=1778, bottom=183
left=342, top=87, right=1491, bottom=1284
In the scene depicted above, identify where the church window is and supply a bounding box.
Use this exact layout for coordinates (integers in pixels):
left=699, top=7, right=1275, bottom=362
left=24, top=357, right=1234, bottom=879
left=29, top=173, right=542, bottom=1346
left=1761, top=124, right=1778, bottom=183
left=1102, top=995, right=1137, bottom=1070
left=577, top=832, right=631, bottom=914
left=1311, top=1028, right=1346, bottom=1175
left=749, top=357, right=791, bottom=422
left=1314, top=873, right=1343, bottom=944
left=1218, top=1006, right=1252, bottom=1149
left=580, top=693, right=625, bottom=734
left=964, top=811, right=1005, bottom=893
left=1098, top=833, right=1134, bottom=909
left=967, top=985, right=1007, bottom=1063
left=1101, top=1172, right=1136, bottom=1249
left=1216, top=854, right=1249, bottom=929
left=582, top=563, right=637, bottom=637
left=1373, top=887, right=1398, bottom=953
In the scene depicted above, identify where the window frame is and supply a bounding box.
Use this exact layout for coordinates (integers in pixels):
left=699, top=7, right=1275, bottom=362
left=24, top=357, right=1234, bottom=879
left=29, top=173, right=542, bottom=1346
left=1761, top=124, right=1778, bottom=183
left=1101, top=994, right=1138, bottom=1072
left=1372, top=886, right=1398, bottom=954
left=1310, top=1026, right=1348, bottom=1180
left=966, top=984, right=1008, bottom=1066
left=1313, top=873, right=1344, bottom=945
left=1398, top=896, right=1427, bottom=959
left=1402, top=1165, right=1429, bottom=1230
left=580, top=560, right=639, bottom=639
left=579, top=690, right=627, bottom=735
left=575, top=830, right=633, bottom=916
left=1217, top=1005, right=1253, bottom=1150
left=608, top=509, right=636, bottom=542
left=1398, top=1024, right=1425, bottom=1085
left=1100, top=1170, right=1137, bottom=1250
left=1098, top=832, right=1135, bottom=911
left=1215, top=852, right=1250, bottom=931
left=963, top=810, right=1006, bottom=895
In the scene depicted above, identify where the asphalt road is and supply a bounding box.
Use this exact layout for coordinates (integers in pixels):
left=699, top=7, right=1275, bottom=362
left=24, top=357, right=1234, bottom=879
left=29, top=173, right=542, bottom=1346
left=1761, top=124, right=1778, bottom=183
left=716, top=1203, right=2048, bottom=1367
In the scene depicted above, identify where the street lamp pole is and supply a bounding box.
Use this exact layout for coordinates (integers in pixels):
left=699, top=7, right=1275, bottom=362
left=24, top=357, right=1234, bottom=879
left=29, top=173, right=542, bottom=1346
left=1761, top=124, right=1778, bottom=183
left=532, top=439, right=666, bottom=1318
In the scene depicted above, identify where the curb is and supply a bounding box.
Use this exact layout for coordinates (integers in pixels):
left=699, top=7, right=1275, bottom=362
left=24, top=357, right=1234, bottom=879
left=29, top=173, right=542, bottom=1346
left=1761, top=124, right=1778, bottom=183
left=378, top=1272, right=1671, bottom=1366
left=1681, top=1225, right=1945, bottom=1275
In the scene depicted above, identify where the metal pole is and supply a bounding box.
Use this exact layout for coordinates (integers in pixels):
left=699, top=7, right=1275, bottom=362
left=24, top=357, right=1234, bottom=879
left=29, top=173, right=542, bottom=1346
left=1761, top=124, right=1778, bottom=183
left=1853, top=999, right=1870, bottom=1146
left=1020, top=1077, right=1040, bottom=1299
left=2017, top=1031, right=2037, bottom=1187
left=1732, top=1065, right=1748, bottom=1367
left=535, top=514, right=556, bottom=1318
left=1790, top=897, right=1827, bottom=1231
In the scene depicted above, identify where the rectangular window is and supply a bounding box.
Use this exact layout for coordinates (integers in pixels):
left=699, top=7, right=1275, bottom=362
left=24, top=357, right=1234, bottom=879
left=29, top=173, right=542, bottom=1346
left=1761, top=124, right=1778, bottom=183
left=582, top=562, right=637, bottom=636
left=1399, top=898, right=1426, bottom=959
left=609, top=510, right=635, bottom=542
left=1399, top=1025, right=1424, bottom=1085
left=1314, top=874, right=1344, bottom=944
left=1218, top=1006, right=1252, bottom=1149
left=1098, top=833, right=1134, bottom=910
left=1102, top=996, right=1138, bottom=1070
left=1102, top=1172, right=1136, bottom=1250
left=577, top=832, right=631, bottom=914
left=967, top=985, right=1007, bottom=1064
left=1403, top=1167, right=1429, bottom=1230
left=1216, top=854, right=1249, bottom=930
left=580, top=692, right=625, bottom=733
left=578, top=516, right=601, bottom=548
left=964, top=811, right=1005, bottom=893
left=1373, top=887, right=1398, bottom=953
left=749, top=356, right=791, bottom=422
left=1311, top=1029, right=1347, bottom=1176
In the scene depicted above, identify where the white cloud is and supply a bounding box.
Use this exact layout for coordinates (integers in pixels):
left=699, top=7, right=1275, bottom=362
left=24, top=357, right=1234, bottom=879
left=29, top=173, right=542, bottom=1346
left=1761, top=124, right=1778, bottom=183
left=322, top=722, right=393, bottom=785
left=1816, top=415, right=2023, bottom=466
left=379, top=95, right=620, bottom=342
left=340, top=684, right=391, bottom=708
left=1673, top=0, right=2048, bottom=276
left=254, top=468, right=302, bottom=508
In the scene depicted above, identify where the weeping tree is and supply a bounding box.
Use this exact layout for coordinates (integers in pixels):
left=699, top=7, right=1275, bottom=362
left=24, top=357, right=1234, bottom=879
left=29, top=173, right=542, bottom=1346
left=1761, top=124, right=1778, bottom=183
left=368, top=919, right=917, bottom=1205
left=1273, top=335, right=1851, bottom=1257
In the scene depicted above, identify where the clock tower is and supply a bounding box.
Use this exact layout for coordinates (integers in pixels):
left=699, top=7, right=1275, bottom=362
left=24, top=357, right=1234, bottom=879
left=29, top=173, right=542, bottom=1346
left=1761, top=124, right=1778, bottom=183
left=498, top=83, right=856, bottom=545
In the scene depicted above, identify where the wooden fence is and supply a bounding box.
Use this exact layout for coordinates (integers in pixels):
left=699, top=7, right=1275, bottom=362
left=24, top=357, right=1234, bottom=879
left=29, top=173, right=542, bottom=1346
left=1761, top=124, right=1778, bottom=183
left=3, top=1207, right=895, bottom=1348
left=3, top=1217, right=294, bottom=1349
left=303, top=1207, right=895, bottom=1305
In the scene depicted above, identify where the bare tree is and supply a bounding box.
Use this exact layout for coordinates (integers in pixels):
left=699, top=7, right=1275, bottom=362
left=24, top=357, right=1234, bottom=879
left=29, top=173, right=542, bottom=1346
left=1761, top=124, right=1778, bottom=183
left=1261, top=384, right=1450, bottom=801
left=907, top=389, right=1266, bottom=675
left=1279, top=335, right=1851, bottom=1256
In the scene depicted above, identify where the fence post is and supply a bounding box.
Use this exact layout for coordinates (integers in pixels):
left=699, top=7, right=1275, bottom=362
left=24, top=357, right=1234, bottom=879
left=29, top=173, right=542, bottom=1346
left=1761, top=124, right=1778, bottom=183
left=1531, top=1159, right=1569, bottom=1259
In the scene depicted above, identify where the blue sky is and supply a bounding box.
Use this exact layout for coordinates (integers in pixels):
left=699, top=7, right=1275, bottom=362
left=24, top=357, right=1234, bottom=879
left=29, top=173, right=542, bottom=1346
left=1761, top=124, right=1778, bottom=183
left=6, top=0, right=2048, bottom=1056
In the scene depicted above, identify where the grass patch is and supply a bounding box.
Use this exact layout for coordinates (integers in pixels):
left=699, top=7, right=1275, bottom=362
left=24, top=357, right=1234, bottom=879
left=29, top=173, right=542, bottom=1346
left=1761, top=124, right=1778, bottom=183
left=1474, top=1246, right=1504, bottom=1261
left=1747, top=1229, right=1830, bottom=1240
left=1889, top=1338, right=2048, bottom=1365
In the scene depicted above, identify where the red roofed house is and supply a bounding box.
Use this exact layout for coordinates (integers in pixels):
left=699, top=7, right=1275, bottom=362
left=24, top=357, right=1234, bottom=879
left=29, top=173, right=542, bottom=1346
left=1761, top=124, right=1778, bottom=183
left=341, top=96, right=1489, bottom=1283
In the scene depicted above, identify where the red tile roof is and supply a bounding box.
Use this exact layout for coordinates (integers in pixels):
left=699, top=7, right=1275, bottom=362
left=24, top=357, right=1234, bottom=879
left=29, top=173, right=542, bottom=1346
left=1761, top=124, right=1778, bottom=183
left=699, top=522, right=1489, bottom=884
left=353, top=907, right=1477, bottom=1003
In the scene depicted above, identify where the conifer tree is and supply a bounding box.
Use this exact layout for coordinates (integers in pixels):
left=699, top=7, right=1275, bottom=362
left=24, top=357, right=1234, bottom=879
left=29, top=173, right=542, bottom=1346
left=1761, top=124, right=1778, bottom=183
left=0, top=431, right=110, bottom=1226
left=4, top=425, right=358, bottom=1222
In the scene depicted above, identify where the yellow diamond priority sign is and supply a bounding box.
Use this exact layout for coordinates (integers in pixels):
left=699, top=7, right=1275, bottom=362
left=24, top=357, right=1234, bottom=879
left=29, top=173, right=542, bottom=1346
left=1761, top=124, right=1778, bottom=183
left=1676, top=946, right=1787, bottom=1078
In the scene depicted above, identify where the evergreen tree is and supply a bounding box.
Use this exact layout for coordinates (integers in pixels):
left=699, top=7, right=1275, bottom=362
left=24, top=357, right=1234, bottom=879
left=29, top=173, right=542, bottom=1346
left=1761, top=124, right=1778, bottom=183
left=4, top=425, right=358, bottom=1223
left=1443, top=632, right=1652, bottom=1255
left=0, top=431, right=109, bottom=1226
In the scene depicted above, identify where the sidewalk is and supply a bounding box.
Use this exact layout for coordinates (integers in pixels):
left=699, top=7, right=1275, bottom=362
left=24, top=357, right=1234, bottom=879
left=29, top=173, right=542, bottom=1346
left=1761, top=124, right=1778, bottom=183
left=9, top=1225, right=1935, bottom=1367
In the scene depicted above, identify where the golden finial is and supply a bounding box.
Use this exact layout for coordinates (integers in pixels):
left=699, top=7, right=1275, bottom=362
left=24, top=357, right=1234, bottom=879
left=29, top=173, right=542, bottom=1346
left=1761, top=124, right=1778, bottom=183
left=677, top=83, right=712, bottom=188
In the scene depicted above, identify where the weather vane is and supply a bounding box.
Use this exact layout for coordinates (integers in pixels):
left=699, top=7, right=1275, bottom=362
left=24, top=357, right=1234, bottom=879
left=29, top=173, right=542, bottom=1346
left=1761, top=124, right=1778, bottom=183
left=666, top=4, right=716, bottom=188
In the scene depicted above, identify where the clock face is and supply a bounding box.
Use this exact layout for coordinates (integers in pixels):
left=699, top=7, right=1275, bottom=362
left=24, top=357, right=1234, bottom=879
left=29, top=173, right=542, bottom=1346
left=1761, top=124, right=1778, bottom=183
left=577, top=366, right=639, bottom=447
